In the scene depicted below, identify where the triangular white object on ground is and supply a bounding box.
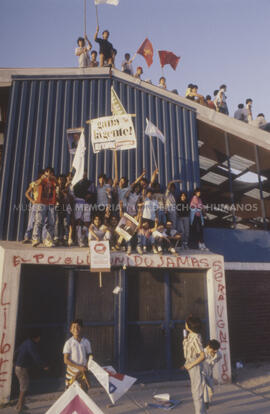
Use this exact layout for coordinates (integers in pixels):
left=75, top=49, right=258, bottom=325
left=45, top=381, right=105, bottom=414
left=88, top=360, right=137, bottom=404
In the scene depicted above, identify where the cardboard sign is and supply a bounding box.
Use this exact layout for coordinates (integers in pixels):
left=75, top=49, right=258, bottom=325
left=66, top=128, right=84, bottom=155
left=115, top=213, right=139, bottom=242
left=90, top=115, right=137, bottom=153
left=89, top=240, right=111, bottom=272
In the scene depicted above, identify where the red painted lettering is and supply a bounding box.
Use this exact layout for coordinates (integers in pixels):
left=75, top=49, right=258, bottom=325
left=86, top=255, right=90, bottom=265
left=191, top=257, right=200, bottom=267
left=0, top=358, right=8, bottom=371
left=76, top=256, right=85, bottom=265
left=219, top=330, right=227, bottom=344
left=213, top=260, right=222, bottom=271
left=214, top=272, right=223, bottom=282
left=166, top=257, right=175, bottom=268
left=134, top=255, right=143, bottom=266
left=199, top=258, right=209, bottom=267
left=0, top=333, right=11, bottom=354
left=144, top=257, right=154, bottom=267
left=218, top=284, right=225, bottom=294
left=47, top=256, right=62, bottom=264
left=157, top=255, right=165, bottom=267
left=64, top=257, right=72, bottom=265
left=33, top=254, right=45, bottom=264
left=217, top=305, right=224, bottom=318
left=13, top=256, right=22, bottom=267
left=218, top=295, right=225, bottom=301
left=217, top=320, right=225, bottom=329
left=113, top=257, right=125, bottom=266
left=3, top=308, right=7, bottom=330
left=0, top=284, right=10, bottom=306
left=176, top=256, right=190, bottom=267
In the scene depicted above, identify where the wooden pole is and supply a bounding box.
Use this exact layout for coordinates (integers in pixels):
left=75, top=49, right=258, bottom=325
left=95, top=5, right=99, bottom=26
left=150, top=136, right=158, bottom=170
left=84, top=0, right=86, bottom=36
left=99, top=272, right=103, bottom=288
left=114, top=150, right=118, bottom=182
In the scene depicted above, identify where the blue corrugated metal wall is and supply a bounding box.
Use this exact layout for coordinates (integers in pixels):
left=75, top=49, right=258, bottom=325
left=0, top=74, right=199, bottom=241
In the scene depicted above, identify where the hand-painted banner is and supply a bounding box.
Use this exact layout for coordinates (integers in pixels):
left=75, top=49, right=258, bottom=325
left=90, top=115, right=137, bottom=153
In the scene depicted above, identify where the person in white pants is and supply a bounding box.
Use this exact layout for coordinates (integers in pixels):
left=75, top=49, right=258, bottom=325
left=183, top=316, right=206, bottom=414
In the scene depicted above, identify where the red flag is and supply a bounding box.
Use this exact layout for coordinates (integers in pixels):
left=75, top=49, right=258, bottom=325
left=137, top=38, right=154, bottom=67
left=158, top=50, right=180, bottom=70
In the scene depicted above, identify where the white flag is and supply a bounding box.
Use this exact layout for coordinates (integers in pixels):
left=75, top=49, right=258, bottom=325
left=95, top=0, right=119, bottom=5
left=145, top=118, right=165, bottom=143
left=72, top=130, right=86, bottom=186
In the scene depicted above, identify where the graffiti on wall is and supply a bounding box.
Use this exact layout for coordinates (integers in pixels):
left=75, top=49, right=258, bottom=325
left=0, top=283, right=10, bottom=388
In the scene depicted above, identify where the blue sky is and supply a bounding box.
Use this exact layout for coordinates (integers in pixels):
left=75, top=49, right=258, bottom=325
left=1, top=0, right=270, bottom=119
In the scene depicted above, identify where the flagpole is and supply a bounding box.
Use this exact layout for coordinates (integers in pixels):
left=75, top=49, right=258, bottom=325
left=150, top=137, right=158, bottom=170
left=114, top=150, right=118, bottom=182
left=84, top=0, right=86, bottom=36
left=130, top=52, right=137, bottom=63
left=95, top=5, right=99, bottom=26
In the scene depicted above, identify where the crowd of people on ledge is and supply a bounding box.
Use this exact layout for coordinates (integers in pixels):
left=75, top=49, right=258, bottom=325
left=22, top=167, right=209, bottom=252
left=75, top=30, right=270, bottom=131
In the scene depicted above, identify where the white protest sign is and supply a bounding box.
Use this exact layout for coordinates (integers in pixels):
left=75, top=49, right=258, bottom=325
left=89, top=240, right=111, bottom=272
left=90, top=115, right=137, bottom=153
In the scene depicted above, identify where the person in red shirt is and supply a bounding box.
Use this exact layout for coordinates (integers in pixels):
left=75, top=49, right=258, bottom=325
left=32, top=167, right=57, bottom=247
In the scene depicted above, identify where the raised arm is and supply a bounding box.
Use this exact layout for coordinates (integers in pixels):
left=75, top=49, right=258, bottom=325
left=94, top=25, right=99, bottom=41
left=85, top=35, right=92, bottom=50
left=130, top=169, right=146, bottom=187
left=150, top=168, right=159, bottom=187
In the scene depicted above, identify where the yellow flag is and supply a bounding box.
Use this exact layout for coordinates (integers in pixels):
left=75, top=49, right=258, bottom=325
left=111, top=86, right=127, bottom=116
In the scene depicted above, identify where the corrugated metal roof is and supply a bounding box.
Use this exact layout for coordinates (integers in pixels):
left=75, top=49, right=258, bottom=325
left=0, top=73, right=199, bottom=241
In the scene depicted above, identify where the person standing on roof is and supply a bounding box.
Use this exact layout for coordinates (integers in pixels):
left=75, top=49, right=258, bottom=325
left=75, top=36, right=92, bottom=68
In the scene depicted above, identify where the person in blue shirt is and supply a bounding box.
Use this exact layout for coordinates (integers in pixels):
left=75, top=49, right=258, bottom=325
left=14, top=329, right=48, bottom=413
